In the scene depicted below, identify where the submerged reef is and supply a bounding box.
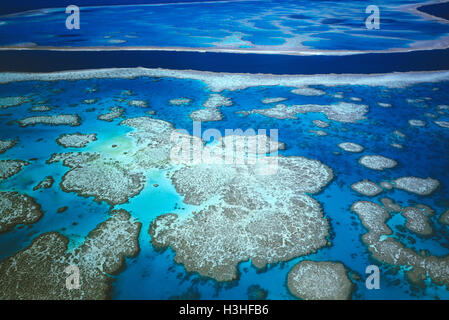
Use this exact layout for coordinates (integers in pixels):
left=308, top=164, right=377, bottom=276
left=439, top=210, right=449, bottom=225
left=48, top=152, right=145, bottom=205
left=393, top=177, right=440, bottom=195
left=358, top=155, right=397, bottom=170
left=97, top=106, right=124, bottom=122
left=0, top=96, right=27, bottom=109
left=262, top=97, right=287, bottom=104
left=18, top=115, right=81, bottom=127
left=150, top=156, right=333, bottom=281
left=351, top=180, right=382, bottom=196
left=408, top=119, right=426, bottom=127
left=215, top=134, right=285, bottom=155
left=310, top=130, right=327, bottom=136
left=238, top=102, right=368, bottom=123
left=0, top=191, right=43, bottom=233
left=33, top=176, right=55, bottom=191
left=29, top=105, right=52, bottom=112
left=402, top=206, right=434, bottom=236
left=0, top=160, right=29, bottom=180
left=351, top=201, right=449, bottom=289
left=434, top=121, right=449, bottom=128
left=338, top=142, right=364, bottom=153
left=291, top=87, right=326, bottom=96
left=312, top=120, right=329, bottom=128
left=287, top=261, right=353, bottom=300
left=169, top=98, right=191, bottom=106
left=56, top=133, right=97, bottom=148
left=0, top=210, right=141, bottom=299
left=0, top=139, right=17, bottom=154
left=189, top=94, right=232, bottom=122
left=128, top=99, right=148, bottom=107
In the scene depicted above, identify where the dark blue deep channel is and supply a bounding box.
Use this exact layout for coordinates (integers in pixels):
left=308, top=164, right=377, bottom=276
left=1, top=48, right=449, bottom=74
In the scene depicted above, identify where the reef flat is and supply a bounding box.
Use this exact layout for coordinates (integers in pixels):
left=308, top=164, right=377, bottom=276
left=238, top=102, right=368, bottom=123
left=358, top=155, right=397, bottom=171
left=0, top=191, right=43, bottom=233
left=150, top=156, right=333, bottom=281
left=287, top=261, right=353, bottom=300
left=56, top=133, right=97, bottom=148
left=0, top=139, right=16, bottom=154
left=351, top=201, right=449, bottom=289
left=351, top=180, right=382, bottom=197
left=18, top=114, right=81, bottom=127
left=0, top=160, right=29, bottom=180
left=98, top=106, right=124, bottom=122
left=0, top=210, right=141, bottom=299
left=393, top=177, right=440, bottom=195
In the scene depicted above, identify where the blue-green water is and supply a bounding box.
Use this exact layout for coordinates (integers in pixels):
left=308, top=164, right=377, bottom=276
left=1, top=0, right=449, bottom=52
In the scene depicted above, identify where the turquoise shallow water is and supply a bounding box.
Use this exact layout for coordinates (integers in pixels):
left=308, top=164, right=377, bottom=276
left=0, top=74, right=448, bottom=299
left=1, top=0, right=449, bottom=52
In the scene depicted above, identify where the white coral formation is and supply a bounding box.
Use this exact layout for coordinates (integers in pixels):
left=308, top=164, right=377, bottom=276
left=393, top=177, right=439, bottom=196
left=169, top=98, right=191, bottom=106
left=262, top=97, right=287, bottom=104
left=59, top=160, right=145, bottom=205
left=402, top=207, right=433, bottom=236
left=30, top=105, right=51, bottom=112
left=0, top=139, right=17, bottom=154
left=0, top=96, right=27, bottom=109
left=380, top=181, right=393, bottom=190
left=351, top=201, right=392, bottom=236
left=0, top=160, right=29, bottom=180
left=312, top=120, right=329, bottom=128
left=2, top=68, right=449, bottom=91
left=359, top=155, right=397, bottom=170
left=215, top=134, right=285, bottom=155
left=408, top=119, right=426, bottom=127
left=0, top=191, right=43, bottom=233
left=48, top=118, right=179, bottom=205
left=338, top=142, right=364, bottom=153
left=150, top=156, right=334, bottom=281
left=287, top=261, right=353, bottom=300
left=204, top=94, right=232, bottom=108
left=310, top=130, right=327, bottom=136
left=393, top=130, right=406, bottom=138
left=98, top=107, right=124, bottom=121
left=0, top=210, right=141, bottom=299
left=18, top=114, right=80, bottom=127
left=82, top=99, right=97, bottom=104
left=190, top=107, right=224, bottom=122
left=351, top=180, right=382, bottom=196
left=33, top=176, right=54, bottom=191
left=128, top=99, right=148, bottom=107
left=56, top=133, right=97, bottom=148
left=291, top=87, right=326, bottom=96
left=240, top=102, right=368, bottom=123
left=391, top=143, right=403, bottom=149
left=434, top=121, right=449, bottom=128
left=189, top=94, right=232, bottom=122
left=351, top=201, right=449, bottom=289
